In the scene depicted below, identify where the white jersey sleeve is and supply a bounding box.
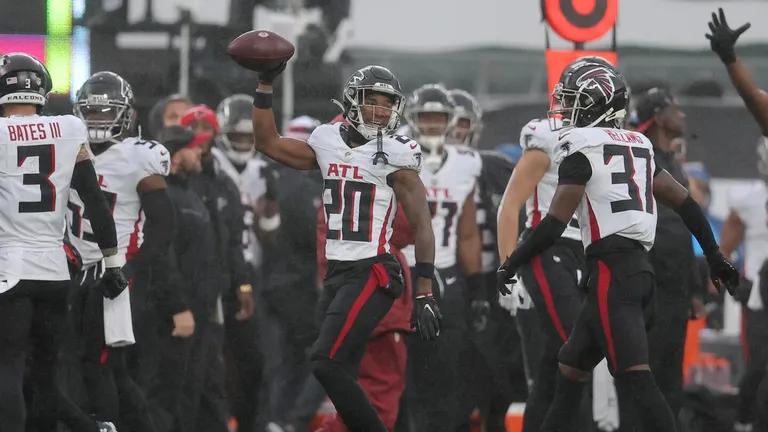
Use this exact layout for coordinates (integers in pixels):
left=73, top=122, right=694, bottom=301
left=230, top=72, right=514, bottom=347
left=520, top=118, right=560, bottom=160
left=136, top=139, right=171, bottom=177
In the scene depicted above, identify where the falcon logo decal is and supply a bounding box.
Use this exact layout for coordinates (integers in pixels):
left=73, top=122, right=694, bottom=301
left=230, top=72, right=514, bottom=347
left=576, top=67, right=616, bottom=103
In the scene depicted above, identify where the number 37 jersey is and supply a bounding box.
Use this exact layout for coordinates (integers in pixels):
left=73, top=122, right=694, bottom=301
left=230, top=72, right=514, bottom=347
left=555, top=127, right=658, bottom=250
left=68, top=137, right=170, bottom=266
left=0, top=114, right=87, bottom=282
left=309, top=123, right=422, bottom=261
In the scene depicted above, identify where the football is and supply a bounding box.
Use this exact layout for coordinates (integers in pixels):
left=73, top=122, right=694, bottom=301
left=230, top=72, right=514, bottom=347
left=226, top=30, right=295, bottom=72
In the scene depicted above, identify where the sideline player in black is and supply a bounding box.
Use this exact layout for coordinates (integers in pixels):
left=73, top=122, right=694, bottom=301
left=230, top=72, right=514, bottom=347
left=631, top=86, right=697, bottom=419
left=250, top=63, right=440, bottom=431
left=496, top=61, right=739, bottom=431
left=0, top=53, right=126, bottom=432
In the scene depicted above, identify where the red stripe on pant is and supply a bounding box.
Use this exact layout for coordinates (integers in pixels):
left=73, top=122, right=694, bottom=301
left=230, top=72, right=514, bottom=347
left=329, top=268, right=380, bottom=359
left=532, top=256, right=568, bottom=342
left=597, top=260, right=617, bottom=370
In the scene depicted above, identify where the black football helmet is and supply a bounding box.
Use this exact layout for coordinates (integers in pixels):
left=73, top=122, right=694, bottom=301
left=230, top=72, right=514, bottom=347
left=548, top=61, right=629, bottom=131
left=405, top=83, right=456, bottom=152
left=217, top=94, right=255, bottom=165
left=74, top=71, right=136, bottom=144
left=447, top=89, right=482, bottom=146
left=0, top=53, right=52, bottom=113
left=335, top=65, right=405, bottom=141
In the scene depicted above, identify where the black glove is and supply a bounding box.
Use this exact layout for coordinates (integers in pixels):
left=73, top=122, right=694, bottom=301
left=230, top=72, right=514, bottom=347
left=98, top=266, right=129, bottom=299
left=706, top=252, right=740, bottom=296
left=706, top=8, right=751, bottom=64
left=259, top=61, right=287, bottom=84
left=412, top=294, right=442, bottom=341
left=496, top=257, right=518, bottom=296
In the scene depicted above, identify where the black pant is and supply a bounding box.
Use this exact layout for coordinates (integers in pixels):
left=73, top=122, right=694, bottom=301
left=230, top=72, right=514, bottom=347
left=738, top=307, right=768, bottom=427
left=406, top=265, right=468, bottom=432
left=223, top=300, right=263, bottom=432
left=647, top=252, right=690, bottom=419
left=67, top=262, right=156, bottom=432
left=0, top=279, right=98, bottom=432
left=311, top=254, right=402, bottom=432
left=516, top=238, right=585, bottom=432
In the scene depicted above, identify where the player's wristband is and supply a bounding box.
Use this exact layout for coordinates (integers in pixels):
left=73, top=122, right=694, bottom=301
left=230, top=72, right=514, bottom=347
left=252, top=89, right=273, bottom=109
left=414, top=262, right=435, bottom=280
left=103, top=253, right=126, bottom=269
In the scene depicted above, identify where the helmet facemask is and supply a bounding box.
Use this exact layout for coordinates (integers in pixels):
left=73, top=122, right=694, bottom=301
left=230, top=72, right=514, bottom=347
left=407, top=106, right=455, bottom=154
left=75, top=97, right=134, bottom=144
left=343, top=86, right=405, bottom=141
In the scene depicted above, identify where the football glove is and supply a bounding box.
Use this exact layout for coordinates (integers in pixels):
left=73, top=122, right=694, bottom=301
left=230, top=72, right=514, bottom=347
left=259, top=61, right=287, bottom=85
left=98, top=267, right=129, bottom=300
left=496, top=257, right=518, bottom=296
left=707, top=252, right=740, bottom=296
left=706, top=8, right=751, bottom=64
left=413, top=294, right=442, bottom=341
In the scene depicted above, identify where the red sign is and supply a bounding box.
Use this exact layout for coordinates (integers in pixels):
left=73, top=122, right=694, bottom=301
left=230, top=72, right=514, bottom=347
left=545, top=49, right=618, bottom=95
left=544, top=0, right=618, bottom=43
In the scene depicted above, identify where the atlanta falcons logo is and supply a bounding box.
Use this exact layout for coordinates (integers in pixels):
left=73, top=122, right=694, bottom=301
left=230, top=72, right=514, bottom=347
left=576, top=67, right=616, bottom=103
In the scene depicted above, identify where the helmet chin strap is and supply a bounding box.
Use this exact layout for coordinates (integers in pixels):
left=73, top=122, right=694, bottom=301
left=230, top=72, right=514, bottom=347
left=373, top=127, right=388, bottom=165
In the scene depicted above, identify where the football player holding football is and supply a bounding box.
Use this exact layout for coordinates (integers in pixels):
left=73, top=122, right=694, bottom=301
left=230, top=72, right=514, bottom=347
left=251, top=63, right=439, bottom=431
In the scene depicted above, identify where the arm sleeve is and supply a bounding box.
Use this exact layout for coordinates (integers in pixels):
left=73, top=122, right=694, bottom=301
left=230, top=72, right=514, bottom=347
left=504, top=214, right=567, bottom=269
left=153, top=241, right=189, bottom=317
left=132, top=188, right=175, bottom=275
left=674, top=195, right=720, bottom=258
left=558, top=152, right=592, bottom=185
left=70, top=159, right=117, bottom=254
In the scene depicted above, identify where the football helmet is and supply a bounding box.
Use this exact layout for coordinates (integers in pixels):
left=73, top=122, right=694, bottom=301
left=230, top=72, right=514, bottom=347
left=548, top=61, right=629, bottom=131
left=335, top=65, right=405, bottom=141
left=448, top=89, right=482, bottom=146
left=74, top=71, right=135, bottom=144
left=217, top=94, right=255, bottom=165
left=405, top=84, right=456, bottom=152
left=0, top=53, right=52, bottom=112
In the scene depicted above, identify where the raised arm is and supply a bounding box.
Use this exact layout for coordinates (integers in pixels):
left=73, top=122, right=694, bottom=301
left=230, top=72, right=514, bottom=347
left=251, top=65, right=318, bottom=170
left=706, top=8, right=768, bottom=135
left=497, top=149, right=550, bottom=260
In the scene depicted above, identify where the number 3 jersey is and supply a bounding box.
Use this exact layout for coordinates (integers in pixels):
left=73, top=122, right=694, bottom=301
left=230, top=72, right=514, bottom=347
left=555, top=127, right=657, bottom=250
left=309, top=123, right=422, bottom=262
left=67, top=137, right=170, bottom=266
left=0, top=114, right=87, bottom=283
left=403, top=145, right=482, bottom=269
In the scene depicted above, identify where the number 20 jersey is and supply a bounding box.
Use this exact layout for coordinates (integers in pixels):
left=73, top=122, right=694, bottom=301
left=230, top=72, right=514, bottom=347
left=0, top=114, right=86, bottom=283
left=309, top=123, right=422, bottom=262
left=555, top=127, right=658, bottom=250
left=68, top=137, right=170, bottom=266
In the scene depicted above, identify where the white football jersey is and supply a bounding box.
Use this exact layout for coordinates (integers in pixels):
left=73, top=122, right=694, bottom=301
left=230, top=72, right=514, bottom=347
left=403, top=145, right=482, bottom=269
left=310, top=123, right=422, bottom=261
left=728, top=181, right=768, bottom=310
left=554, top=127, right=657, bottom=250
left=67, top=137, right=170, bottom=266
left=211, top=146, right=270, bottom=267
left=0, top=114, right=87, bottom=283
left=520, top=118, right=581, bottom=241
